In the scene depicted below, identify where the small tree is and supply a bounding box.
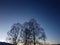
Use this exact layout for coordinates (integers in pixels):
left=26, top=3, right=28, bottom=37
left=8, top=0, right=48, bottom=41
left=38, top=28, right=46, bottom=43
left=7, top=23, right=22, bottom=45
left=41, top=31, right=46, bottom=44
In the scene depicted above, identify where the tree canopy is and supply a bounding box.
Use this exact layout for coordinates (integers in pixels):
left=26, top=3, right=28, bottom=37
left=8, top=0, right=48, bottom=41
left=7, top=19, right=46, bottom=45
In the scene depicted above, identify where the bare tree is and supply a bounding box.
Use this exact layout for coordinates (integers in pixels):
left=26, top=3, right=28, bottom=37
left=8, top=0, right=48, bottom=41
left=7, top=23, right=22, bottom=45
left=7, top=19, right=46, bottom=45
left=38, top=28, right=46, bottom=43
left=28, top=19, right=46, bottom=45
left=20, top=22, right=32, bottom=45
left=21, top=19, right=46, bottom=45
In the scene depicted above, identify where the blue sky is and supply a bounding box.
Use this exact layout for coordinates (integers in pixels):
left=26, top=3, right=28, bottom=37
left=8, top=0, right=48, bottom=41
left=0, top=0, right=60, bottom=44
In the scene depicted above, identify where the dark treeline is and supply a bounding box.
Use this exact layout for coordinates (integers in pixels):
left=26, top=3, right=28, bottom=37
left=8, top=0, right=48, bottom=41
left=0, top=42, right=14, bottom=45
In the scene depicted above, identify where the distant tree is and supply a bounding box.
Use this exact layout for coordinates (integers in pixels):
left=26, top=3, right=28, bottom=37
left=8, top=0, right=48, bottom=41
left=7, top=23, right=22, bottom=45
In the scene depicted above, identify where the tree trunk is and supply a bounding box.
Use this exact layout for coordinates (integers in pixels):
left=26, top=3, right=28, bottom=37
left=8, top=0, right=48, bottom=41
left=24, top=30, right=27, bottom=45
left=14, top=43, right=17, bottom=45
left=33, top=31, right=36, bottom=45
left=14, top=41, right=17, bottom=45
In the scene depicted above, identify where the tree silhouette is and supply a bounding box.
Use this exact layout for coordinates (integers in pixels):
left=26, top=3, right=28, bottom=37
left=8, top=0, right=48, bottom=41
left=28, top=19, right=46, bottom=45
left=20, top=22, right=32, bottom=45
left=7, top=23, right=22, bottom=45
left=7, top=19, right=46, bottom=45
left=22, top=19, right=46, bottom=45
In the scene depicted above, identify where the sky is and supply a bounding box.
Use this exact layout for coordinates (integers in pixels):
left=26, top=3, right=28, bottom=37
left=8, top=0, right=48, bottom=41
left=0, top=0, right=60, bottom=44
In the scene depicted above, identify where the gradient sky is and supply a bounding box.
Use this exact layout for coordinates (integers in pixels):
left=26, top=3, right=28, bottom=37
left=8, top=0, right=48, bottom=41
left=0, top=0, right=60, bottom=44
